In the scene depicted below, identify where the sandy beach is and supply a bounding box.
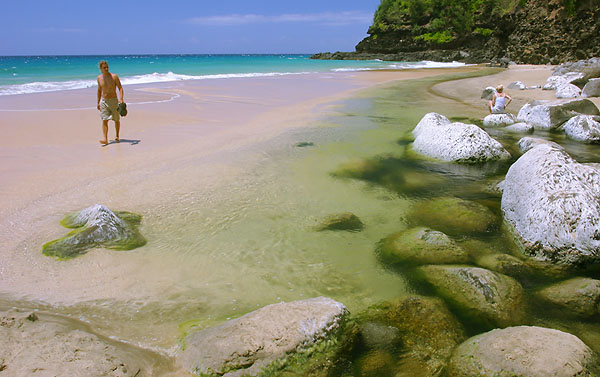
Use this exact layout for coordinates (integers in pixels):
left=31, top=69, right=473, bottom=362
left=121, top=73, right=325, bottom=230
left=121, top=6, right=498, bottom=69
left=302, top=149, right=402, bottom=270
left=5, top=63, right=600, bottom=375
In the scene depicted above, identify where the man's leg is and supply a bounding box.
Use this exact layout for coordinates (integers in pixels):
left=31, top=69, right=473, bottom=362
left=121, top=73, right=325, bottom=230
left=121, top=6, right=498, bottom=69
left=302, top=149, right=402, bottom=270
left=99, top=120, right=109, bottom=145
left=115, top=120, right=120, bottom=142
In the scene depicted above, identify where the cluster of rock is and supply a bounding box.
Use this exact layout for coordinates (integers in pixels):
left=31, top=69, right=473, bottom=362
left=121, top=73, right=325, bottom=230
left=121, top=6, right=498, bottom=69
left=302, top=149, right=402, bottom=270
left=543, top=57, right=600, bottom=99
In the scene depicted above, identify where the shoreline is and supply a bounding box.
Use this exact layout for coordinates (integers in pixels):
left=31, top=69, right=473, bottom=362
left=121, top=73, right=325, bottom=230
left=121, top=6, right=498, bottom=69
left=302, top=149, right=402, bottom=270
left=6, top=64, right=598, bottom=375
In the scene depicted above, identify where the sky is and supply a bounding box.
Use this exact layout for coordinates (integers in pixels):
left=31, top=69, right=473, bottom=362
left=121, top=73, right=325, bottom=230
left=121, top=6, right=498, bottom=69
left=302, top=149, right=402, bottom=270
left=1, top=0, right=381, bottom=55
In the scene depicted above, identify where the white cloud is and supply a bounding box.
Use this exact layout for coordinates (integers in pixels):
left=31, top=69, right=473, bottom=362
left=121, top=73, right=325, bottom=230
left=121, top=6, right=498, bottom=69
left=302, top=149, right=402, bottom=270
left=186, top=11, right=372, bottom=26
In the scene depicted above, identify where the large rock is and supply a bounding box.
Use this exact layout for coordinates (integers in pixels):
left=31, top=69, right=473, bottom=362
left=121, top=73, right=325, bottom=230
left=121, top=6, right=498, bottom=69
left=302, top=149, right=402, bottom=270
left=543, top=72, right=585, bottom=90
left=556, top=83, right=582, bottom=98
left=508, top=81, right=526, bottom=90
left=378, top=227, right=469, bottom=266
left=504, top=122, right=533, bottom=133
left=42, top=204, right=146, bottom=259
left=582, top=78, right=600, bottom=98
left=412, top=116, right=510, bottom=163
left=502, top=141, right=600, bottom=266
left=537, top=277, right=600, bottom=318
left=357, top=296, right=466, bottom=377
left=517, top=136, right=563, bottom=153
left=516, top=98, right=600, bottom=130
left=447, top=326, right=598, bottom=377
left=563, top=115, right=600, bottom=143
left=480, top=86, right=496, bottom=100
left=554, top=57, right=600, bottom=84
left=409, top=197, right=497, bottom=236
left=416, top=265, right=525, bottom=328
left=0, top=309, right=171, bottom=377
left=412, top=112, right=451, bottom=138
left=474, top=253, right=533, bottom=278
left=178, top=297, right=350, bottom=377
left=482, top=113, right=516, bottom=127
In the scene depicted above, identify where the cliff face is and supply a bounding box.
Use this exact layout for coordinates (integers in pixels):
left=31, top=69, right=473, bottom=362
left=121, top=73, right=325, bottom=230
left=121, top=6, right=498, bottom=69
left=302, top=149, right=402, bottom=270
left=351, top=0, right=600, bottom=64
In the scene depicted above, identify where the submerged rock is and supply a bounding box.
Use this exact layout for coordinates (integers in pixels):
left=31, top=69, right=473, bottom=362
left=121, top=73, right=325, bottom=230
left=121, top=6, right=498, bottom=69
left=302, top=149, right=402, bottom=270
left=416, top=265, right=525, bottom=328
left=178, top=297, right=352, bottom=377
left=501, top=142, right=600, bottom=267
left=378, top=227, right=469, bottom=266
left=42, top=204, right=146, bottom=259
left=537, top=277, right=600, bottom=318
left=516, top=98, right=600, bottom=130
left=357, top=296, right=466, bottom=377
left=474, top=253, right=533, bottom=278
left=562, top=114, right=600, bottom=143
left=412, top=116, right=511, bottom=163
left=447, top=326, right=598, bottom=377
left=409, top=197, right=497, bottom=236
left=316, top=212, right=364, bottom=232
left=482, top=113, right=516, bottom=127
left=356, top=349, right=396, bottom=377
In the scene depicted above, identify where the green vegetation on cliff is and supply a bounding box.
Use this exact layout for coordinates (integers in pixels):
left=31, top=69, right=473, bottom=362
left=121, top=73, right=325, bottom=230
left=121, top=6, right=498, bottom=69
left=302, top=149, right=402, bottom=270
left=370, top=0, right=517, bottom=43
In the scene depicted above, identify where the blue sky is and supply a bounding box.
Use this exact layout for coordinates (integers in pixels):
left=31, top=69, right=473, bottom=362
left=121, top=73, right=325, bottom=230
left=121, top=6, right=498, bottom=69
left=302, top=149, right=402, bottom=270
left=1, top=0, right=380, bottom=55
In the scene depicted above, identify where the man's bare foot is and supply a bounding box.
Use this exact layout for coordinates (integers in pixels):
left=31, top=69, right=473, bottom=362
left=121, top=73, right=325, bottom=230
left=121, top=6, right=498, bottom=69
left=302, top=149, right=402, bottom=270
left=99, top=140, right=108, bottom=145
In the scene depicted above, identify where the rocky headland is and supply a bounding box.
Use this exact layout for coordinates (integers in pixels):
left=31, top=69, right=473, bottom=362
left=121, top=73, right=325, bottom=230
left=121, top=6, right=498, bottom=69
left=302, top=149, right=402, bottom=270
left=312, top=0, right=600, bottom=64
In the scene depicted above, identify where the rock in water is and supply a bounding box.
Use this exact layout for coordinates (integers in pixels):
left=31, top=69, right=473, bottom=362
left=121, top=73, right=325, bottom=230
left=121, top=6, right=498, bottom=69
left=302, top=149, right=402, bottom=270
left=416, top=265, right=525, bottom=328
left=536, top=277, right=600, bottom=318
left=516, top=99, right=600, bottom=130
left=562, top=114, right=600, bottom=143
left=42, top=204, right=146, bottom=259
left=409, top=197, right=497, bottom=236
left=482, top=113, right=516, bottom=127
left=317, top=212, right=364, bottom=232
left=178, top=297, right=350, bottom=377
left=504, top=122, right=534, bottom=133
left=378, top=227, right=469, bottom=266
left=501, top=141, right=600, bottom=267
left=412, top=117, right=510, bottom=163
left=447, top=326, right=597, bottom=377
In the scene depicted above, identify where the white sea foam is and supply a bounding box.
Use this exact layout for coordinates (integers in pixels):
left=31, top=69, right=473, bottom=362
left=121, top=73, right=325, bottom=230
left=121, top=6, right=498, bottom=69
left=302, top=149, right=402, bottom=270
left=0, top=71, right=313, bottom=96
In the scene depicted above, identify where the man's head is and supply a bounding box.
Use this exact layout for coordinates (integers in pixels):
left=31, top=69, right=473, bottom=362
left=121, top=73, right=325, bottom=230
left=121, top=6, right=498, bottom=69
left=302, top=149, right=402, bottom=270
left=98, top=60, right=109, bottom=73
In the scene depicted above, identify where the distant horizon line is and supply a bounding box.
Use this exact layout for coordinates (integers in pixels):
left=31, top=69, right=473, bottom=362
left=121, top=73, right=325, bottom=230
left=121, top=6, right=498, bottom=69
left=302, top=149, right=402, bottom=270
left=0, top=53, right=336, bottom=58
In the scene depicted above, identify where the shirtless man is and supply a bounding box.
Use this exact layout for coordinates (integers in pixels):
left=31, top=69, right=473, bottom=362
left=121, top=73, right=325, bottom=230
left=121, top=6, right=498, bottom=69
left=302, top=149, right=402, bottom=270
left=97, top=60, right=124, bottom=144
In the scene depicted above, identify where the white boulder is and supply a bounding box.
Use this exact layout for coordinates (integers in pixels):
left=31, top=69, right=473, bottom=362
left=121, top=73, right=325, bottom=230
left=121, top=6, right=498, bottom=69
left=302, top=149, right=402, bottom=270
left=516, top=98, right=600, bottom=130
left=481, top=86, right=497, bottom=100
left=543, top=72, right=585, bottom=90
left=483, top=113, right=516, bottom=127
left=412, top=112, right=451, bottom=138
left=412, top=116, right=510, bottom=163
left=502, top=141, right=600, bottom=266
left=556, top=83, right=582, bottom=99
left=562, top=115, right=600, bottom=143
left=508, top=81, right=526, bottom=90
left=504, top=122, right=533, bottom=133
left=447, top=326, right=597, bottom=377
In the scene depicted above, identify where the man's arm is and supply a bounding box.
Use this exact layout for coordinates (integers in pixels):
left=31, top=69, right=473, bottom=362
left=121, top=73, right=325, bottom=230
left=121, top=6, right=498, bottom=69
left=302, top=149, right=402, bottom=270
left=97, top=77, right=102, bottom=110
left=115, top=75, right=124, bottom=103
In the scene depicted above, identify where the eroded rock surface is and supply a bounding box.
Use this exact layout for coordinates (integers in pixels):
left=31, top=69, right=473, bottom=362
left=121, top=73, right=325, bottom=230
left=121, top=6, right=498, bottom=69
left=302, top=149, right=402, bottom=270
left=447, top=326, right=598, bottom=377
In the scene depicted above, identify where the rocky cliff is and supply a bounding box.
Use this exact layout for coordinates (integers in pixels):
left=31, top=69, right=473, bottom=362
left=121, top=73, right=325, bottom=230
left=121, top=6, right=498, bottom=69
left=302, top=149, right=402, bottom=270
left=313, top=0, right=600, bottom=64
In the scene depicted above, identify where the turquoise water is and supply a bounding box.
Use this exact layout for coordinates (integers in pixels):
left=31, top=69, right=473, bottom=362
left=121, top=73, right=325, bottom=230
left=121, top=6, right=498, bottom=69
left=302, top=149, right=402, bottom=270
left=0, top=54, right=466, bottom=96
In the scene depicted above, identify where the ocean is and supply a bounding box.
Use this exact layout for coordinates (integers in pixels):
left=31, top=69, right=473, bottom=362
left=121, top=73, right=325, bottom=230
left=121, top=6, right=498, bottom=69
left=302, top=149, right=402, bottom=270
left=0, top=54, right=466, bottom=96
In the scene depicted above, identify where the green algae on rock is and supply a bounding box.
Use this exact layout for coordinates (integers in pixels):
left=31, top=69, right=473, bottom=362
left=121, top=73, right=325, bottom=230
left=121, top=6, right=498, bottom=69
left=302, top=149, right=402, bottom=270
left=416, top=265, right=525, bottom=329
left=409, top=197, right=497, bottom=236
left=536, top=278, right=600, bottom=318
left=316, top=212, right=364, bottom=232
left=355, top=296, right=466, bottom=377
left=378, top=227, right=469, bottom=266
left=42, top=204, right=146, bottom=259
